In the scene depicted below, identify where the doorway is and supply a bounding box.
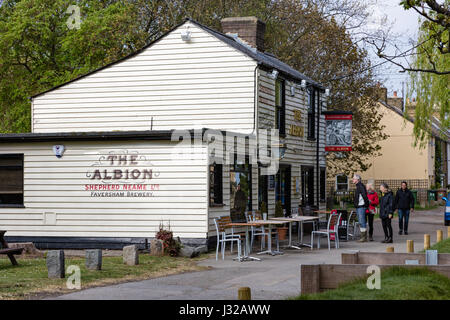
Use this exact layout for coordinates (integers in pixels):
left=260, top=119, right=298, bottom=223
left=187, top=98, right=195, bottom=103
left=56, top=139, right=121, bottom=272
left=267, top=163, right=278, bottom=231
left=275, top=165, right=291, bottom=215
left=301, top=166, right=314, bottom=206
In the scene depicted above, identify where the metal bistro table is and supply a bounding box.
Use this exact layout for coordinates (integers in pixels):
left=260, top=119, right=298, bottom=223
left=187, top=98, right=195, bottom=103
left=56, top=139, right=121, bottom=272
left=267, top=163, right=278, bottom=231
left=313, top=210, right=332, bottom=221
left=225, top=222, right=261, bottom=262
left=272, top=216, right=320, bottom=249
left=251, top=219, right=287, bottom=256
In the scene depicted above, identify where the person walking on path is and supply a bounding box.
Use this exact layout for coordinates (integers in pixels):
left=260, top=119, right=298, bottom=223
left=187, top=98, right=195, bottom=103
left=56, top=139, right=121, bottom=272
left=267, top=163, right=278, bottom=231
left=394, top=181, right=415, bottom=235
left=352, top=174, right=370, bottom=242
left=366, top=183, right=379, bottom=242
left=379, top=183, right=394, bottom=243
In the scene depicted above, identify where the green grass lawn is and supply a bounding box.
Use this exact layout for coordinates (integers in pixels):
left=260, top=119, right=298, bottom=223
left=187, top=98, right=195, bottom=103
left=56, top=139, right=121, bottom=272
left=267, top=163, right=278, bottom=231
left=294, top=266, right=450, bottom=300
left=428, top=237, right=450, bottom=253
left=0, top=254, right=209, bottom=300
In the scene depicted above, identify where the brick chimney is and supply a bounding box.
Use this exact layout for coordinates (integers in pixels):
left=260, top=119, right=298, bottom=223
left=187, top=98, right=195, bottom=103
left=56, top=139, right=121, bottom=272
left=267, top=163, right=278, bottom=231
left=387, top=91, right=404, bottom=111
left=221, top=17, right=266, bottom=52
left=374, top=83, right=387, bottom=103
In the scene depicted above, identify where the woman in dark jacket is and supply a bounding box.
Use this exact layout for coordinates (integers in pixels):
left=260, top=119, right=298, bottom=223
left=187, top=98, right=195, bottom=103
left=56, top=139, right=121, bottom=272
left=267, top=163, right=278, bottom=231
left=379, top=183, right=394, bottom=243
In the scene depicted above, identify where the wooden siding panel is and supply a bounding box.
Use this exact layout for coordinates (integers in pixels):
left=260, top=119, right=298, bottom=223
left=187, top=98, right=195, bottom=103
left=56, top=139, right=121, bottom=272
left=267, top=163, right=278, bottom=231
left=32, top=22, right=257, bottom=134
left=0, top=140, right=209, bottom=239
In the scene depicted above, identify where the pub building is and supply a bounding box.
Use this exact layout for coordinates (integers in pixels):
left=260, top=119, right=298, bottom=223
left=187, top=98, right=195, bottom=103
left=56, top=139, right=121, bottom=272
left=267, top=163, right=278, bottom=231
left=0, top=17, right=328, bottom=249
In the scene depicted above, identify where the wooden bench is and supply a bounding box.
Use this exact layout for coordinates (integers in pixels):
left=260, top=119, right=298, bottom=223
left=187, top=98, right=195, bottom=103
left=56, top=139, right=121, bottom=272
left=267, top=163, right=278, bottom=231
left=0, top=231, right=24, bottom=266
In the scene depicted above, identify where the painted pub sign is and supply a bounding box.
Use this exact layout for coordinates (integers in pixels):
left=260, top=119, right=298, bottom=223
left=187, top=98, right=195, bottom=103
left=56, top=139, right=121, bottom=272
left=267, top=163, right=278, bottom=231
left=85, top=150, right=160, bottom=198
left=324, top=111, right=353, bottom=152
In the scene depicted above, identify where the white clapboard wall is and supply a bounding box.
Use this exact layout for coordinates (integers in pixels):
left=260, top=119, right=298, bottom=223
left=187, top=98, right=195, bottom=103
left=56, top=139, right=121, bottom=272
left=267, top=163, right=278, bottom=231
left=258, top=70, right=327, bottom=211
left=0, top=140, right=209, bottom=239
left=32, top=21, right=257, bottom=134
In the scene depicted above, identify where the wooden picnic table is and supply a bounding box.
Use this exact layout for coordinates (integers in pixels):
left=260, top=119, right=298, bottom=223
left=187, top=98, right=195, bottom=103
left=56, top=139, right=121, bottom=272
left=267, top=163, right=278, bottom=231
left=0, top=231, right=24, bottom=266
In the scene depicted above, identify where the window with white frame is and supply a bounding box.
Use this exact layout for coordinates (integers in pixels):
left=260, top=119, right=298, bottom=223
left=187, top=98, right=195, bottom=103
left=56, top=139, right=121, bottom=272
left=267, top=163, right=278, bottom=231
left=335, top=174, right=349, bottom=191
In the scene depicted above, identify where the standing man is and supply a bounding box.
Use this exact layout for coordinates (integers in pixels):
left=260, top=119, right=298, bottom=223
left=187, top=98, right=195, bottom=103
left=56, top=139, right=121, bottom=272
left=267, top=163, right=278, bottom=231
left=353, top=174, right=370, bottom=242
left=394, top=181, right=415, bottom=235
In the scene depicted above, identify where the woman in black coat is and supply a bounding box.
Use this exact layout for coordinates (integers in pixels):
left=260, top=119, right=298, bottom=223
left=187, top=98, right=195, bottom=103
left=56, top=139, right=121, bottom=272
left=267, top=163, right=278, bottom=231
left=379, top=183, right=394, bottom=243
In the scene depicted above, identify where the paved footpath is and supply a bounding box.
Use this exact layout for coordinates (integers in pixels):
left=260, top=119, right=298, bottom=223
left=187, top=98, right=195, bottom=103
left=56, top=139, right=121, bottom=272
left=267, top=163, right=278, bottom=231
left=49, top=207, right=448, bottom=300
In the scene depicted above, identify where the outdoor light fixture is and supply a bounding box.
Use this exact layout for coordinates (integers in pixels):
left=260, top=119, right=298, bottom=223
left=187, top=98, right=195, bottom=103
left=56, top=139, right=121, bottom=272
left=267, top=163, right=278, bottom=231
left=52, top=145, right=65, bottom=158
left=290, top=85, right=296, bottom=96
left=325, top=88, right=330, bottom=97
left=269, top=69, right=279, bottom=79
left=300, top=79, right=307, bottom=89
left=180, top=27, right=191, bottom=42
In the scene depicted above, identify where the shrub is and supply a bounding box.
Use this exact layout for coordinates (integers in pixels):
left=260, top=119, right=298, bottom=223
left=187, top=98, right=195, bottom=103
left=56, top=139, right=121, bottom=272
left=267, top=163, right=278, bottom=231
left=275, top=200, right=284, bottom=217
left=156, top=222, right=181, bottom=257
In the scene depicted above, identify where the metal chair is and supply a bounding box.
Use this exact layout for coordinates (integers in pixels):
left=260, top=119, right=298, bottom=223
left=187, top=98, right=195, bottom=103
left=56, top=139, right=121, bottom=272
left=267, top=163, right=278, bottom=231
left=311, top=213, right=342, bottom=250
left=247, top=211, right=280, bottom=251
left=346, top=210, right=359, bottom=240
left=297, top=207, right=317, bottom=241
left=213, top=216, right=242, bottom=260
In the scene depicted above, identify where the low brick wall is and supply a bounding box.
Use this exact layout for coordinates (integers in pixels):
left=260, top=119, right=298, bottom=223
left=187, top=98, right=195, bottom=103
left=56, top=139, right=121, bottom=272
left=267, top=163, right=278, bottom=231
left=341, top=251, right=450, bottom=265
left=300, top=264, right=450, bottom=294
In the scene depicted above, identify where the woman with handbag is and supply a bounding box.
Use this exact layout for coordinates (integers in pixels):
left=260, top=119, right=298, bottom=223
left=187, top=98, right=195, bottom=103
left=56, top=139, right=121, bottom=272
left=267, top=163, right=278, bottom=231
left=366, top=183, right=379, bottom=241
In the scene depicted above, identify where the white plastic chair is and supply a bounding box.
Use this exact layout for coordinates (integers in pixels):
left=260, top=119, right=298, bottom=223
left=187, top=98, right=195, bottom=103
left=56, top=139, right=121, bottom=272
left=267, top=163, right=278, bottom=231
left=311, top=213, right=341, bottom=250
left=214, top=216, right=242, bottom=260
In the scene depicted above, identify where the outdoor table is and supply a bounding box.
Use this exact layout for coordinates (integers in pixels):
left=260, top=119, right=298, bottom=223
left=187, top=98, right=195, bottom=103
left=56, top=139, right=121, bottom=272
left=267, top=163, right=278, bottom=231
left=250, top=220, right=287, bottom=256
left=314, top=210, right=332, bottom=220
left=224, top=222, right=261, bottom=262
left=271, top=216, right=318, bottom=249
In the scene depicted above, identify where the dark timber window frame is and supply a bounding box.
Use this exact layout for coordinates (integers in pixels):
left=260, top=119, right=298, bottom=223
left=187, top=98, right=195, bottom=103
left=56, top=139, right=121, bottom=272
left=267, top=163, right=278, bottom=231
left=275, top=78, right=286, bottom=137
left=209, top=162, right=223, bottom=206
left=308, top=88, right=320, bottom=140
left=0, top=154, right=24, bottom=208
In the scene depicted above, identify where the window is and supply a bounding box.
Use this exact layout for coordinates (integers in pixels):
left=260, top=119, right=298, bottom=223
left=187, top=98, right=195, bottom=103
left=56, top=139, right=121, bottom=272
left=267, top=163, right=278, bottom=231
left=275, top=79, right=286, bottom=136
left=308, top=89, right=320, bottom=140
left=258, top=167, right=268, bottom=211
left=336, top=174, right=349, bottom=191
left=209, top=163, right=223, bottom=206
left=230, top=158, right=252, bottom=219
left=320, top=167, right=326, bottom=202
left=0, top=154, right=24, bottom=207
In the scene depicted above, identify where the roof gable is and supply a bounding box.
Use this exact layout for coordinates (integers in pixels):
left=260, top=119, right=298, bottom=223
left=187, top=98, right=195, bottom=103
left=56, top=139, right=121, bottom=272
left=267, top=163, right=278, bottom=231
left=32, top=18, right=323, bottom=99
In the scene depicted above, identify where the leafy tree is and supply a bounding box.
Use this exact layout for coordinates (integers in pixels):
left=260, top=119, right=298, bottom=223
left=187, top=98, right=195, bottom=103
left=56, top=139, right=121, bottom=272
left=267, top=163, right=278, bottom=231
left=0, top=0, right=148, bottom=132
left=368, top=1, right=449, bottom=146
left=408, top=17, right=449, bottom=146
left=0, top=0, right=387, bottom=177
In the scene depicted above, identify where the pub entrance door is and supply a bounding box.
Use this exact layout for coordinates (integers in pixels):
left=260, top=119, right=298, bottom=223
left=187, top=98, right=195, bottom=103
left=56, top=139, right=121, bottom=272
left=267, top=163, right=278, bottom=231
left=275, top=165, right=291, bottom=215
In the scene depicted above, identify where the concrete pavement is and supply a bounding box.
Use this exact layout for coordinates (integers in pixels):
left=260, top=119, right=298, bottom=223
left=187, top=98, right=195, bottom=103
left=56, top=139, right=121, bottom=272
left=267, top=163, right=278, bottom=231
left=47, top=207, right=448, bottom=300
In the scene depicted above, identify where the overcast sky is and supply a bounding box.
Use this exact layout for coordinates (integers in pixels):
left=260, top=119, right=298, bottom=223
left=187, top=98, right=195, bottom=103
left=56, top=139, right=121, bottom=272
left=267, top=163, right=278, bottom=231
left=368, top=0, right=420, bottom=97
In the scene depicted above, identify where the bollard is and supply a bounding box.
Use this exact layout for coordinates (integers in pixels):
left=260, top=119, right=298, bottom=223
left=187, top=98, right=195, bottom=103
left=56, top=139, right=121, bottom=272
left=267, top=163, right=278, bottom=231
left=386, top=247, right=394, bottom=253
left=424, top=234, right=430, bottom=250
left=437, top=230, right=443, bottom=243
left=238, top=287, right=251, bottom=300
left=406, top=240, right=414, bottom=253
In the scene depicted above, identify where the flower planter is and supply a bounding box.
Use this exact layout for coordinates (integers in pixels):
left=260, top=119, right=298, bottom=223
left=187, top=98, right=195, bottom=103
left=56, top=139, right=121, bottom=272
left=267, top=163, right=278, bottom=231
left=277, top=227, right=288, bottom=241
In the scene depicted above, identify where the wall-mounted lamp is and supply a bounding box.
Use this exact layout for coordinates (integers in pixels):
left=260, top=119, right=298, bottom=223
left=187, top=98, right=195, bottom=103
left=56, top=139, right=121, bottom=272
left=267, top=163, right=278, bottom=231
left=269, top=69, right=279, bottom=79
left=300, top=79, right=307, bottom=89
left=325, top=88, right=330, bottom=97
left=180, top=27, right=191, bottom=42
left=290, top=85, right=296, bottom=97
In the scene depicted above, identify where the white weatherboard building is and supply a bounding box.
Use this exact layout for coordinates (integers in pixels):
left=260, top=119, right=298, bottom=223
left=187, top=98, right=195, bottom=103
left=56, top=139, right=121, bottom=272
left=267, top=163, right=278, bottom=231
left=0, top=17, right=327, bottom=249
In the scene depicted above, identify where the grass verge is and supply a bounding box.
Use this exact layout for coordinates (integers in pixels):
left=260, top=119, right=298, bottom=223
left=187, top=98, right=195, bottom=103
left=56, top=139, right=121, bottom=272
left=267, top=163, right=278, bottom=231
left=293, top=266, right=450, bottom=300
left=0, top=253, right=210, bottom=300
left=427, top=237, right=450, bottom=253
